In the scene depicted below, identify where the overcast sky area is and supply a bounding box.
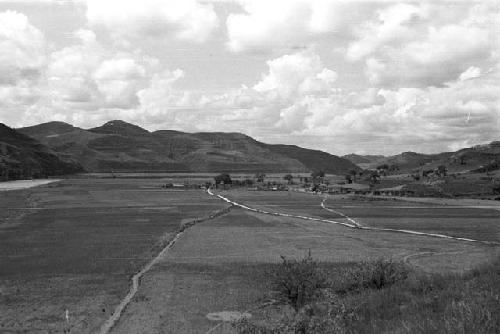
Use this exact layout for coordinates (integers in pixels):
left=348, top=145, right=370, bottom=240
left=0, top=0, right=498, bottom=155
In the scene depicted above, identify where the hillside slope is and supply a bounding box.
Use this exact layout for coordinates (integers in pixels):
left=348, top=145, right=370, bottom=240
left=18, top=120, right=359, bottom=174
left=350, top=143, right=500, bottom=174
left=0, top=123, right=83, bottom=180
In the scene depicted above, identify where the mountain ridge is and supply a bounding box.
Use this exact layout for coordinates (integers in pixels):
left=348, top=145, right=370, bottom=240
left=18, top=120, right=360, bottom=174
left=0, top=123, right=84, bottom=180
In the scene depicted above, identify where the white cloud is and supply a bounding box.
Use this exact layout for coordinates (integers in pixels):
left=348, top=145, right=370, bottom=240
left=0, top=10, right=45, bottom=84
left=254, top=51, right=337, bottom=98
left=226, top=0, right=347, bottom=52
left=86, top=0, right=219, bottom=44
left=459, top=66, right=481, bottom=81
left=346, top=3, right=427, bottom=61
left=349, top=3, right=497, bottom=88
left=47, top=29, right=101, bottom=104
left=93, top=57, right=147, bottom=107
left=0, top=11, right=46, bottom=124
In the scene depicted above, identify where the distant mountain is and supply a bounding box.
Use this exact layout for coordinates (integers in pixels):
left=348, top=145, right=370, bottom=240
left=18, top=120, right=360, bottom=174
left=265, top=144, right=360, bottom=174
left=0, top=123, right=83, bottom=180
left=343, top=154, right=386, bottom=166
left=351, top=143, right=500, bottom=173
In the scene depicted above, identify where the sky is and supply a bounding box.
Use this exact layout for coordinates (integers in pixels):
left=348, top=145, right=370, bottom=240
left=0, top=0, right=499, bottom=155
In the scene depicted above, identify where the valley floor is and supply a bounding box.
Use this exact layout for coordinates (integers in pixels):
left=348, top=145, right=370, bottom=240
left=1, top=179, right=499, bottom=333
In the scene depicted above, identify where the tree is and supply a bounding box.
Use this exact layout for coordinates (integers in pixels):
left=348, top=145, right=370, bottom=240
left=283, top=174, right=293, bottom=184
left=388, top=164, right=399, bottom=172
left=376, top=164, right=389, bottom=170
left=311, top=170, right=325, bottom=180
left=437, top=165, right=447, bottom=177
left=349, top=169, right=358, bottom=182
left=214, top=173, right=232, bottom=185
left=369, top=170, right=380, bottom=184
left=255, top=172, right=266, bottom=183
left=345, top=174, right=353, bottom=184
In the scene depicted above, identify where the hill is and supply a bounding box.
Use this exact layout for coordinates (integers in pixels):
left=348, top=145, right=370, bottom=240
left=343, top=154, right=386, bottom=169
left=349, top=143, right=500, bottom=174
left=264, top=144, right=360, bottom=174
left=0, top=123, right=83, bottom=180
left=18, top=120, right=360, bottom=174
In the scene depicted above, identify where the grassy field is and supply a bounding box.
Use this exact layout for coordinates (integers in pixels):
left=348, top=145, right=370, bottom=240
left=220, top=190, right=500, bottom=243
left=2, top=181, right=499, bottom=333
left=0, top=178, right=227, bottom=333
left=112, top=205, right=498, bottom=333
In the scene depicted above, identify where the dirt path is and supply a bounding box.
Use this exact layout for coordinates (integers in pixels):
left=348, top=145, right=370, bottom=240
left=209, top=190, right=500, bottom=246
left=208, top=189, right=357, bottom=229
left=99, top=206, right=232, bottom=334
left=372, top=195, right=500, bottom=211
left=321, top=195, right=500, bottom=245
left=0, top=179, right=60, bottom=191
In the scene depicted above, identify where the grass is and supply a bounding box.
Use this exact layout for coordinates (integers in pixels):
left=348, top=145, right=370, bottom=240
left=111, top=206, right=497, bottom=333
left=234, top=255, right=500, bottom=334
left=0, top=178, right=227, bottom=333
left=222, top=190, right=500, bottom=242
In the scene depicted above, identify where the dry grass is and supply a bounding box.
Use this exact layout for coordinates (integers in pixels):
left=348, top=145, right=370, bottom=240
left=234, top=256, right=500, bottom=334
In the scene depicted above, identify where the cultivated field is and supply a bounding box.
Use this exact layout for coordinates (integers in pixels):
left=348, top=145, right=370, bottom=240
left=220, top=190, right=500, bottom=243
left=0, top=178, right=227, bottom=333
left=1, top=180, right=499, bottom=333
left=112, top=193, right=499, bottom=333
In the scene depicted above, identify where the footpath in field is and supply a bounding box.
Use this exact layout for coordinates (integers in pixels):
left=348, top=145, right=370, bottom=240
left=0, top=179, right=60, bottom=191
left=111, top=192, right=498, bottom=334
left=0, top=179, right=227, bottom=333
left=211, top=189, right=500, bottom=245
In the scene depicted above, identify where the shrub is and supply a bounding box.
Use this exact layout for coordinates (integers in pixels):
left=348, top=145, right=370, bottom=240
left=271, top=252, right=328, bottom=311
left=233, top=317, right=277, bottom=334
left=337, top=259, right=410, bottom=293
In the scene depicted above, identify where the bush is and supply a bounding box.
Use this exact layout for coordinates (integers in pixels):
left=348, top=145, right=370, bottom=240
left=235, top=257, right=500, bottom=334
left=337, top=259, right=411, bottom=293
left=271, top=252, right=328, bottom=311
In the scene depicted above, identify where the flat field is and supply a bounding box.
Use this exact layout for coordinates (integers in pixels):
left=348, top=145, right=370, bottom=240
left=2, top=182, right=499, bottom=334
left=113, top=202, right=499, bottom=333
left=0, top=178, right=227, bottom=333
left=220, top=190, right=500, bottom=243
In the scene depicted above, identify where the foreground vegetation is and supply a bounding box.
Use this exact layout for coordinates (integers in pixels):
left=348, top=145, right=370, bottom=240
left=234, top=254, right=500, bottom=334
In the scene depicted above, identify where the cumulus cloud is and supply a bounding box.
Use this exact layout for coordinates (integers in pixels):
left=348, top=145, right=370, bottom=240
left=86, top=0, right=219, bottom=44
left=346, top=3, right=427, bottom=61
left=459, top=66, right=481, bottom=81
left=226, top=0, right=349, bottom=52
left=1, top=1, right=498, bottom=155
left=0, top=10, right=47, bottom=125
left=93, top=57, right=147, bottom=108
left=348, top=3, right=497, bottom=88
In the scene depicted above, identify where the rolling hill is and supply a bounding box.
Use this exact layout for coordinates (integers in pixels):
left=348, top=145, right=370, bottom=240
left=345, top=143, right=500, bottom=174
left=18, top=120, right=360, bottom=174
left=342, top=154, right=386, bottom=169
left=0, top=123, right=84, bottom=180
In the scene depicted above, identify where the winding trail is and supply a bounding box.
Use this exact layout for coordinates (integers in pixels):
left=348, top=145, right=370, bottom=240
left=0, top=179, right=60, bottom=191
left=207, top=189, right=357, bottom=229
left=208, top=189, right=500, bottom=246
left=320, top=196, right=500, bottom=246
left=99, top=231, right=185, bottom=334
left=99, top=206, right=232, bottom=334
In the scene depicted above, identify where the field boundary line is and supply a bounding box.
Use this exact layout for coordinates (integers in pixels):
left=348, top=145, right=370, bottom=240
left=320, top=198, right=361, bottom=227
left=207, top=189, right=358, bottom=229
left=208, top=190, right=500, bottom=246
left=321, top=196, right=500, bottom=246
left=98, top=204, right=233, bottom=334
